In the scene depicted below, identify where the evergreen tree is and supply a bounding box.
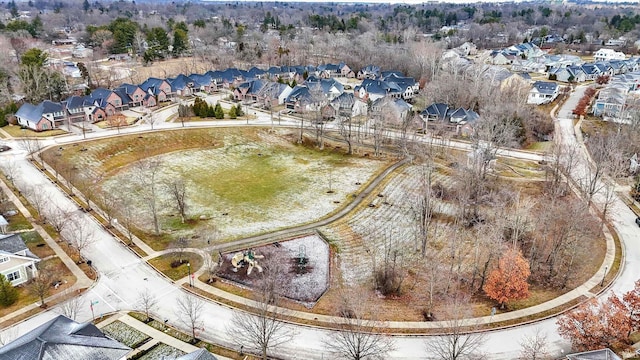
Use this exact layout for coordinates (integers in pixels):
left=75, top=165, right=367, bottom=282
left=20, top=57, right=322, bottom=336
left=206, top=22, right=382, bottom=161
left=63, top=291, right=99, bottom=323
left=214, top=103, right=224, bottom=119
left=0, top=274, right=18, bottom=307
left=229, top=105, right=237, bottom=119
left=235, top=105, right=243, bottom=116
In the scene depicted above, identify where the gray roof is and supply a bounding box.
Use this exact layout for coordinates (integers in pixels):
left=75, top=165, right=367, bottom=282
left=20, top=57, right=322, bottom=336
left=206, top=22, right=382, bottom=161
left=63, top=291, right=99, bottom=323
left=176, top=348, right=218, bottom=360
left=0, top=233, right=27, bottom=254
left=532, top=81, right=558, bottom=95
left=566, top=348, right=622, bottom=360
left=0, top=315, right=131, bottom=360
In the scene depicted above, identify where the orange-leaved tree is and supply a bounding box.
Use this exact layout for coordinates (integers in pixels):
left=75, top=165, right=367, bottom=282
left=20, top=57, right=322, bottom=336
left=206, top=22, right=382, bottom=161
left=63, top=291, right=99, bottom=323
left=483, top=248, right=530, bottom=309
left=557, top=294, right=631, bottom=352
left=623, top=279, right=640, bottom=336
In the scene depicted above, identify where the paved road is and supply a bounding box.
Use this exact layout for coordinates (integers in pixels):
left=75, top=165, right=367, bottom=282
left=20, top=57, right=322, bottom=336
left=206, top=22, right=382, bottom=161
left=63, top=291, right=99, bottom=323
left=0, top=88, right=636, bottom=358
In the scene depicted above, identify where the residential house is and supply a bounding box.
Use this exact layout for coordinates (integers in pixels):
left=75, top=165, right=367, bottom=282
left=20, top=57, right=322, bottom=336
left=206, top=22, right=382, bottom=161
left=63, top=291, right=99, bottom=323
left=116, top=83, right=146, bottom=107
left=548, top=66, right=586, bottom=83
left=354, top=79, right=401, bottom=102
left=324, top=92, right=368, bottom=119
left=420, top=103, right=450, bottom=122
left=217, top=68, right=245, bottom=88
left=357, top=65, right=381, bottom=80
left=382, top=73, right=420, bottom=100
left=371, top=98, right=412, bottom=124
left=594, top=62, right=615, bottom=77
left=255, top=82, right=293, bottom=108
left=62, top=96, right=90, bottom=123
left=0, top=315, right=131, bottom=360
left=234, top=79, right=267, bottom=102
left=508, top=42, right=543, bottom=59
left=317, top=62, right=354, bottom=78
left=565, top=348, right=621, bottom=360
left=594, top=48, right=626, bottom=62
left=581, top=63, right=601, bottom=81
left=285, top=85, right=314, bottom=112
left=592, top=84, right=628, bottom=117
left=527, top=81, right=560, bottom=105
left=246, top=66, right=267, bottom=79
left=305, top=76, right=344, bottom=101
left=139, top=77, right=173, bottom=102
left=205, top=70, right=224, bottom=90
left=489, top=50, right=516, bottom=65
left=168, top=74, right=196, bottom=96
left=0, top=233, right=40, bottom=286
left=15, top=100, right=66, bottom=131
left=176, top=348, right=218, bottom=360
left=188, top=73, right=214, bottom=93
left=608, top=60, right=629, bottom=75
left=88, top=88, right=124, bottom=111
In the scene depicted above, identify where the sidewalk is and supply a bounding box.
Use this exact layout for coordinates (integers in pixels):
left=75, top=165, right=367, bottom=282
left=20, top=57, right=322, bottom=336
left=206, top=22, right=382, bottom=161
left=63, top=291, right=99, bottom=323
left=0, top=179, right=94, bottom=325
left=97, top=312, right=233, bottom=360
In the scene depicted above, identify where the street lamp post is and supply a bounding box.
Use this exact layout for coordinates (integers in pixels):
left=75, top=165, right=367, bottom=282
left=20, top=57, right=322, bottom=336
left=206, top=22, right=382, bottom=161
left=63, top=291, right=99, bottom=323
left=187, top=262, right=192, bottom=287
left=601, top=265, right=608, bottom=287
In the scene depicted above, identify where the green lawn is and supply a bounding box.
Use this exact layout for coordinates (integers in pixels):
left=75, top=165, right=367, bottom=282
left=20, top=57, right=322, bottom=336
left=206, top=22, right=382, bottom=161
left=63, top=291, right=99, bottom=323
left=21, top=231, right=55, bottom=258
left=148, top=252, right=203, bottom=281
left=2, top=125, right=66, bottom=138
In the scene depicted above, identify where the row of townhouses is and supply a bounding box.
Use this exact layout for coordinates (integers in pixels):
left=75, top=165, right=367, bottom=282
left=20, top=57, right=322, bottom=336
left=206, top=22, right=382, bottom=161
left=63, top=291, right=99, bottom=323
left=14, top=63, right=420, bottom=132
left=592, top=71, right=640, bottom=119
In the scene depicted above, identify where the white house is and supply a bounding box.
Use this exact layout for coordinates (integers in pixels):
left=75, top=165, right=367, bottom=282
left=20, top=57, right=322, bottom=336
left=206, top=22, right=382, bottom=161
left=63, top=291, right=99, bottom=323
left=0, top=233, right=40, bottom=286
left=594, top=48, right=626, bottom=62
left=527, top=81, right=560, bottom=105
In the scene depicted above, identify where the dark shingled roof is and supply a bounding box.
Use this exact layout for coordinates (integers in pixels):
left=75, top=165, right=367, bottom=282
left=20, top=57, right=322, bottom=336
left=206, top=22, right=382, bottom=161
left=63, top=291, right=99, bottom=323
left=0, top=315, right=131, bottom=360
left=0, top=233, right=28, bottom=254
left=177, top=348, right=219, bottom=360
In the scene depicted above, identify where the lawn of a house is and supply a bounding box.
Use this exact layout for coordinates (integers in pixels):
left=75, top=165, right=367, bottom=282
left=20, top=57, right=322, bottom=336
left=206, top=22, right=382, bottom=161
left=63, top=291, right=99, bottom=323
left=2, top=125, right=66, bottom=138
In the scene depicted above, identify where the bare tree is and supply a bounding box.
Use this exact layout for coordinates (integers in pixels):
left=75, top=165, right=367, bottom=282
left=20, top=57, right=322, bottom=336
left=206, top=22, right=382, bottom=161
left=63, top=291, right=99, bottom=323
left=323, top=288, right=396, bottom=360
left=172, top=237, right=189, bottom=265
left=519, top=328, right=551, bottom=360
left=0, top=158, right=19, bottom=186
left=45, top=205, right=73, bottom=234
left=58, top=293, right=84, bottom=321
left=64, top=216, right=96, bottom=263
left=175, top=294, right=204, bottom=341
left=28, top=262, right=59, bottom=307
left=19, top=137, right=44, bottom=166
left=425, top=295, right=486, bottom=360
left=22, top=185, right=49, bottom=222
left=166, top=179, right=188, bottom=224
left=133, top=159, right=162, bottom=235
left=227, top=268, right=296, bottom=359
left=137, top=289, right=158, bottom=322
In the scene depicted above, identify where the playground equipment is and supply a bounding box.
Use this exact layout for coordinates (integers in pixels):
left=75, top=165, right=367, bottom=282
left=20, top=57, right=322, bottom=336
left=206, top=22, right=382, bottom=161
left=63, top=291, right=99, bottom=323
left=231, top=249, right=264, bottom=275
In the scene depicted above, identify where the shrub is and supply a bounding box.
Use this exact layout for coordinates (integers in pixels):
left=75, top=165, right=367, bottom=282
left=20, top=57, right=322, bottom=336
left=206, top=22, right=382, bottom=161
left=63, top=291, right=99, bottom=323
left=0, top=274, right=18, bottom=307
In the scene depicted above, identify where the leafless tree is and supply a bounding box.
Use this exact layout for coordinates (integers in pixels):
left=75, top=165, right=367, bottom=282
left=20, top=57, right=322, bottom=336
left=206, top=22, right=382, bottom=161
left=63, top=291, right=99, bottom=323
left=227, top=268, right=296, bottom=359
left=58, top=293, right=84, bottom=321
left=172, top=237, right=189, bottom=265
left=133, top=159, right=162, bottom=235
left=337, top=100, right=355, bottom=155
left=202, top=253, right=219, bottom=284
left=20, top=137, right=44, bottom=166
left=412, top=164, right=439, bottom=257
left=175, top=293, right=204, bottom=341
left=28, top=262, right=59, bottom=307
left=544, top=141, right=578, bottom=199
left=64, top=216, right=96, bottom=263
left=23, top=185, right=48, bottom=223
left=115, top=194, right=135, bottom=245
left=95, top=190, right=118, bottom=227
left=323, top=288, right=396, bottom=360
left=146, top=111, right=160, bottom=130
left=166, top=179, right=188, bottom=224
left=518, top=328, right=551, bottom=360
left=137, top=289, right=158, bottom=322
left=424, top=295, right=486, bottom=360
left=308, top=82, right=328, bottom=150
left=45, top=205, right=73, bottom=234
left=0, top=158, right=19, bottom=186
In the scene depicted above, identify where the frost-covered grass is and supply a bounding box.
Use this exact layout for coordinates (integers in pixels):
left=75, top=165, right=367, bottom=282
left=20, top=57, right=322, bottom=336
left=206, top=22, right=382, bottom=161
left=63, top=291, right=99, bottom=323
left=101, top=320, right=150, bottom=349
left=93, top=128, right=387, bottom=245
left=136, top=343, right=185, bottom=360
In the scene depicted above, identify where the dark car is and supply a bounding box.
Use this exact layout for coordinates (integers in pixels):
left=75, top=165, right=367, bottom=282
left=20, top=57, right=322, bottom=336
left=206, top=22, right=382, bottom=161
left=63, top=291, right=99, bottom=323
left=636, top=217, right=640, bottom=227
left=0, top=145, right=10, bottom=152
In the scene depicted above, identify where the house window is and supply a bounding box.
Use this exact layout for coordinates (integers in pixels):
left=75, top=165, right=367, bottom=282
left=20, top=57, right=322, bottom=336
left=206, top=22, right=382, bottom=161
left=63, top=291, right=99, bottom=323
left=6, top=270, right=20, bottom=282
left=0, top=257, right=8, bottom=264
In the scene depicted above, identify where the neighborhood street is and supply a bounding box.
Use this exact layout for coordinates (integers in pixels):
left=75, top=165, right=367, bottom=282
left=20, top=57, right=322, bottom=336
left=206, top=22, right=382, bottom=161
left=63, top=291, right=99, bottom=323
left=0, top=86, right=638, bottom=359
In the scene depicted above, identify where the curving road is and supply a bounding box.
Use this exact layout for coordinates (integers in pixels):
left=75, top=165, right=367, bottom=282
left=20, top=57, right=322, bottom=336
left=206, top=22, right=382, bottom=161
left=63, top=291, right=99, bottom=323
left=0, top=89, right=638, bottom=358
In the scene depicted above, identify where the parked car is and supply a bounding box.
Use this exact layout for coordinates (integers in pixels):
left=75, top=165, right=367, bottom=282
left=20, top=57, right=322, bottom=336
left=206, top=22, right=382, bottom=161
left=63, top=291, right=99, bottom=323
left=635, top=217, right=640, bottom=227
left=0, top=145, right=11, bottom=152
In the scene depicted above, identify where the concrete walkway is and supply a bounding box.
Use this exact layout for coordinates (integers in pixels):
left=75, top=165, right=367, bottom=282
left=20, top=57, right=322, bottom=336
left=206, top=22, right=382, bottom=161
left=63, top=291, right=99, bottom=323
left=0, top=178, right=94, bottom=325
left=96, top=312, right=232, bottom=360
